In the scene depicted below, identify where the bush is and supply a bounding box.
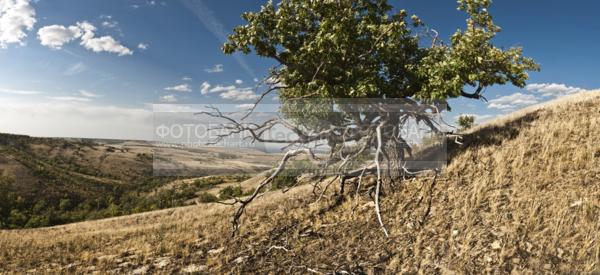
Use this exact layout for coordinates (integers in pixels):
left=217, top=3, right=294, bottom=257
left=271, top=170, right=299, bottom=190
left=219, top=186, right=244, bottom=200
left=197, top=192, right=219, bottom=203
left=193, top=177, right=224, bottom=190
left=457, top=115, right=476, bottom=130
left=270, top=160, right=314, bottom=190
left=227, top=174, right=251, bottom=182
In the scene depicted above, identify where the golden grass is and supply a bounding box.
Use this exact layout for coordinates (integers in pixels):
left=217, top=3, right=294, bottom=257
left=1, top=92, right=599, bottom=273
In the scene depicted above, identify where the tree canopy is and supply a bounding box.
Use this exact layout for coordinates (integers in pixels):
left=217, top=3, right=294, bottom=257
left=223, top=0, right=539, bottom=104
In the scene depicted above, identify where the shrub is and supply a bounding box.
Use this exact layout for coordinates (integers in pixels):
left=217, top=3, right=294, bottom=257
left=271, top=170, right=299, bottom=190
left=270, top=160, right=315, bottom=190
left=219, top=186, right=244, bottom=200
left=457, top=115, right=476, bottom=130
left=197, top=192, right=219, bottom=203
left=193, top=177, right=224, bottom=190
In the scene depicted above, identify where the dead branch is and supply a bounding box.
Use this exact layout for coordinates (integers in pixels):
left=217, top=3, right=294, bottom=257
left=196, top=97, right=449, bottom=237
left=374, top=121, right=389, bottom=237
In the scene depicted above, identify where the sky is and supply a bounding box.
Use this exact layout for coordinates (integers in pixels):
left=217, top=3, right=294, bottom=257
left=0, top=0, right=598, bottom=140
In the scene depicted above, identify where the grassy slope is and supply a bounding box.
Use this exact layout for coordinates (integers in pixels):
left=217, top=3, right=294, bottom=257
left=0, top=134, right=277, bottom=229
left=0, top=136, right=172, bottom=228
left=0, top=135, right=153, bottom=196
left=1, top=92, right=599, bottom=273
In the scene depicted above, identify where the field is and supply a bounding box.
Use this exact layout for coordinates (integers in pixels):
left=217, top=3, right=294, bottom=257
left=1, top=92, right=599, bottom=273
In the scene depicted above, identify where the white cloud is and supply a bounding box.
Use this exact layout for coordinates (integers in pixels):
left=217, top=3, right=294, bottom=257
left=130, top=1, right=165, bottom=9
left=182, top=76, right=192, bottom=81
left=37, top=24, right=81, bottom=49
left=78, top=90, right=102, bottom=98
left=220, top=88, right=259, bottom=101
left=199, top=81, right=259, bottom=100
left=137, top=43, right=148, bottom=50
left=526, top=83, right=588, bottom=98
left=207, top=85, right=236, bottom=93
left=488, top=92, right=538, bottom=110
left=38, top=21, right=132, bottom=56
left=101, top=20, right=118, bottom=29
left=200, top=81, right=211, bottom=94
left=78, top=21, right=133, bottom=56
left=235, top=79, right=243, bottom=85
left=0, top=0, right=36, bottom=48
left=165, top=83, right=191, bottom=92
left=235, top=104, right=255, bottom=109
left=63, top=62, right=87, bottom=75
left=100, top=17, right=124, bottom=37
left=49, top=96, right=91, bottom=102
left=160, top=94, right=177, bottom=103
left=205, top=64, right=223, bottom=73
left=0, top=87, right=42, bottom=95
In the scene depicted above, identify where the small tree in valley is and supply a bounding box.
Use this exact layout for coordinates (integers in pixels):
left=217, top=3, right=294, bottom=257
left=458, top=115, right=476, bottom=130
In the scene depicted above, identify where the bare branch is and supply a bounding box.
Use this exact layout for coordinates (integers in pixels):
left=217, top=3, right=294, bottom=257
left=374, top=121, right=389, bottom=237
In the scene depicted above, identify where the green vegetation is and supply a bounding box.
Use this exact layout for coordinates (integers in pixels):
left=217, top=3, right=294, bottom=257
left=0, top=133, right=253, bottom=229
left=197, top=192, right=219, bottom=203
left=270, top=160, right=316, bottom=190
left=458, top=115, right=476, bottom=130
left=218, top=186, right=244, bottom=200
left=0, top=175, right=201, bottom=229
left=223, top=0, right=538, bottom=104
left=271, top=169, right=301, bottom=190
left=193, top=176, right=225, bottom=190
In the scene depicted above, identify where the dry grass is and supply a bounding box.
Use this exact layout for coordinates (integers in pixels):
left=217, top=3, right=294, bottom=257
left=1, top=92, right=599, bottom=274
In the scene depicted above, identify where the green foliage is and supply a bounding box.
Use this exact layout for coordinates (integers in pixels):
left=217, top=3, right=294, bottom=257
left=197, top=192, right=219, bottom=203
left=219, top=186, right=244, bottom=200
left=193, top=176, right=225, bottom=190
left=0, top=173, right=207, bottom=229
left=228, top=174, right=251, bottom=182
left=271, top=169, right=300, bottom=190
left=270, top=160, right=316, bottom=190
left=223, top=0, right=539, bottom=105
left=458, top=115, right=476, bottom=130
left=59, top=198, right=72, bottom=211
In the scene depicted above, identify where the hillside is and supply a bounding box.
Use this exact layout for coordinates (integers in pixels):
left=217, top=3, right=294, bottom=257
left=0, top=135, right=278, bottom=229
left=1, top=92, right=599, bottom=273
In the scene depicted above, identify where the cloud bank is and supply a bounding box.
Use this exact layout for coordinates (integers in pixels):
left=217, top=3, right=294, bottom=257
left=526, top=83, right=589, bottom=98
left=488, top=92, right=538, bottom=110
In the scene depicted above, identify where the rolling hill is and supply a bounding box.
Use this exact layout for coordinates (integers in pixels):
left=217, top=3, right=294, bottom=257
left=0, top=92, right=599, bottom=273
left=0, top=135, right=279, bottom=229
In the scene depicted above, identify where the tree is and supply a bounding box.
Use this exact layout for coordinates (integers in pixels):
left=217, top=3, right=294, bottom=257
left=204, top=0, right=539, bottom=235
left=458, top=115, right=476, bottom=130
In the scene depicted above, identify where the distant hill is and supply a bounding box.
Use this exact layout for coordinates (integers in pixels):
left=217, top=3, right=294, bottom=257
left=0, top=134, right=279, bottom=229
left=1, top=92, right=598, bottom=273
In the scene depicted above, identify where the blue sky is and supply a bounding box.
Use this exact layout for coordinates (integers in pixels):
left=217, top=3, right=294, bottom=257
left=0, top=0, right=598, bottom=139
